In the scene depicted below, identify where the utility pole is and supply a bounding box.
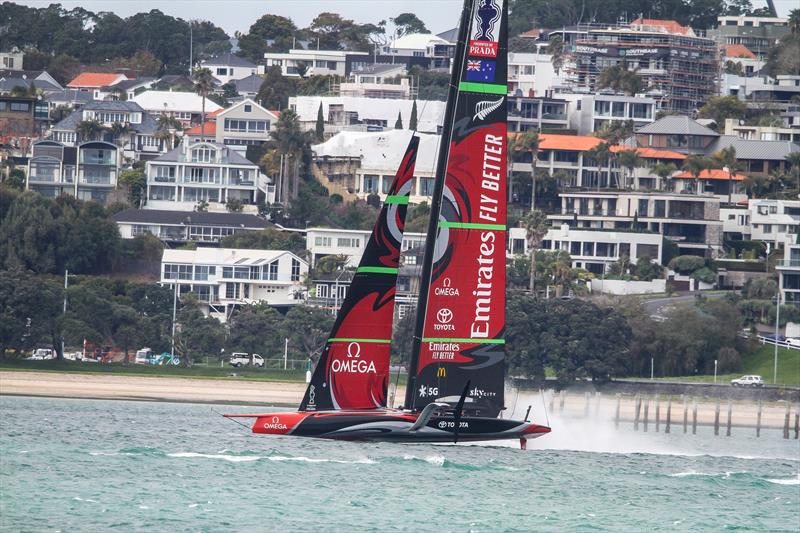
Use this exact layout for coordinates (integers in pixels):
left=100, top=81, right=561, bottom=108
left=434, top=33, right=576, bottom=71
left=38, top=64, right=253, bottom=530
left=774, top=295, right=780, bottom=385
left=284, top=338, right=288, bottom=370
left=61, top=269, right=68, bottom=358
left=189, top=22, right=193, bottom=76
left=171, top=282, right=178, bottom=358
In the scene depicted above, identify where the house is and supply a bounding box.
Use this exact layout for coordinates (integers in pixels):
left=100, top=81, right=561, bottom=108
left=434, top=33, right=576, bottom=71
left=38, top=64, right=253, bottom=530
left=724, top=117, right=800, bottom=144
left=232, top=74, right=264, bottom=99
left=508, top=51, right=568, bottom=97
left=201, top=53, right=260, bottom=85
left=0, top=69, right=62, bottom=90
left=0, top=75, right=60, bottom=94
left=289, top=95, right=446, bottom=135
left=671, top=168, right=747, bottom=198
left=47, top=100, right=165, bottom=161
left=305, top=227, right=426, bottom=268
left=96, top=77, right=157, bottom=101
left=27, top=138, right=120, bottom=203
left=548, top=190, right=724, bottom=256
left=747, top=200, right=800, bottom=251
left=214, top=98, right=279, bottom=148
left=42, top=89, right=93, bottom=113
left=311, top=130, right=438, bottom=203
left=0, top=50, right=24, bottom=71
left=112, top=208, right=270, bottom=243
left=710, top=15, right=789, bottom=59
left=508, top=224, right=664, bottom=274
left=382, top=33, right=455, bottom=69
left=338, top=64, right=412, bottom=99
left=144, top=140, right=270, bottom=212
left=131, top=90, right=222, bottom=127
left=160, top=248, right=308, bottom=322
left=0, top=95, right=37, bottom=137
left=66, top=72, right=128, bottom=92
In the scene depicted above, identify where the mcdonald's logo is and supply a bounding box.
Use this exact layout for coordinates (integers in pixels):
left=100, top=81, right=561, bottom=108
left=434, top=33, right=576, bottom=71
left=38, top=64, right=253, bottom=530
left=437, top=367, right=446, bottom=378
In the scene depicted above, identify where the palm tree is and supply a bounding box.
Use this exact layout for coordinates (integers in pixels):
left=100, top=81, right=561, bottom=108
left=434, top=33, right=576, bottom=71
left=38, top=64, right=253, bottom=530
left=785, top=151, right=800, bottom=198
left=712, top=146, right=744, bottom=205
left=548, top=35, right=567, bottom=76
left=616, top=149, right=643, bottom=189
left=156, top=114, right=183, bottom=149
left=650, top=162, right=678, bottom=191
left=272, top=109, right=313, bottom=204
left=76, top=119, right=104, bottom=142
left=587, top=142, right=612, bottom=189
left=683, top=155, right=713, bottom=195
left=192, top=67, right=216, bottom=138
left=598, top=65, right=643, bottom=96
left=511, top=131, right=540, bottom=210
left=522, top=209, right=549, bottom=294
left=108, top=121, right=132, bottom=149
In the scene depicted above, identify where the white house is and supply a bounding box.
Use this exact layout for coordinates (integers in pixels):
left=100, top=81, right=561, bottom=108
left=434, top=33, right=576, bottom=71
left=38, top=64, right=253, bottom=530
left=748, top=199, right=800, bottom=251
left=201, top=53, right=260, bottom=85
left=339, top=64, right=412, bottom=99
left=131, top=90, right=222, bottom=126
left=112, top=208, right=271, bottom=243
left=306, top=227, right=426, bottom=268
left=214, top=98, right=279, bottom=147
left=382, top=33, right=455, bottom=69
left=777, top=244, right=800, bottom=305
left=145, top=140, right=271, bottom=213
left=265, top=49, right=368, bottom=78
left=563, top=94, right=657, bottom=135
left=161, top=248, right=308, bottom=322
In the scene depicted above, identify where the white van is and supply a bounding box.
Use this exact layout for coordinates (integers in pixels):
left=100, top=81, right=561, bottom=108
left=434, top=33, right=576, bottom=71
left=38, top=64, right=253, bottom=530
left=229, top=353, right=264, bottom=368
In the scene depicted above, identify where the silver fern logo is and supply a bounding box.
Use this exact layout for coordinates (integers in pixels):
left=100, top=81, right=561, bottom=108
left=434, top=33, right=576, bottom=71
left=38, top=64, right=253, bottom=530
left=473, top=96, right=504, bottom=121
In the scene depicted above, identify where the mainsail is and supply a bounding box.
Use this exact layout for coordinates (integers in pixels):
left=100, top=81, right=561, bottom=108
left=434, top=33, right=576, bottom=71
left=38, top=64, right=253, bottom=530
left=300, top=135, right=420, bottom=411
left=406, top=0, right=508, bottom=417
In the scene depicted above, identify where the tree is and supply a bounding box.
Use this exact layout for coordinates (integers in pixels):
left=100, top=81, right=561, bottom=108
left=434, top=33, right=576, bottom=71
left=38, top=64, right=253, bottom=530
left=225, top=197, right=244, bottom=212
left=192, top=67, right=216, bottom=138
left=616, top=149, right=643, bottom=189
left=409, top=100, right=418, bottom=130
left=548, top=35, right=567, bottom=75
left=697, top=96, right=747, bottom=131
left=175, top=297, right=224, bottom=366
left=597, top=64, right=642, bottom=95
left=511, top=131, right=540, bottom=210
left=587, top=141, right=613, bottom=189
left=221, top=81, right=239, bottom=99
left=226, top=304, right=285, bottom=358
left=236, top=14, right=298, bottom=61
left=668, top=255, right=706, bottom=274
left=764, top=25, right=800, bottom=77
left=220, top=227, right=306, bottom=254
left=108, top=121, right=132, bottom=148
left=786, top=151, right=800, bottom=196
left=712, top=146, right=744, bottom=205
left=75, top=119, right=104, bottom=142
left=195, top=200, right=209, bottom=212
left=4, top=169, right=25, bottom=191
left=391, top=13, right=428, bottom=36
left=394, top=111, right=403, bottom=129
left=282, top=305, right=334, bottom=360
left=118, top=169, right=146, bottom=207
left=650, top=162, right=677, bottom=191
left=256, top=65, right=297, bottom=110
left=155, top=114, right=183, bottom=149
left=723, top=60, right=745, bottom=76
left=682, top=154, right=713, bottom=194
left=521, top=210, right=549, bottom=294
left=0, top=270, right=62, bottom=360
left=271, top=109, right=313, bottom=204
left=634, top=255, right=663, bottom=281
left=315, top=102, right=325, bottom=141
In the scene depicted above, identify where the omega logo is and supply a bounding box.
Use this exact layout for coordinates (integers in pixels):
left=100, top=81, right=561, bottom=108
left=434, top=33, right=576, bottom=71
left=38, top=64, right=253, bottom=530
left=347, top=342, right=361, bottom=358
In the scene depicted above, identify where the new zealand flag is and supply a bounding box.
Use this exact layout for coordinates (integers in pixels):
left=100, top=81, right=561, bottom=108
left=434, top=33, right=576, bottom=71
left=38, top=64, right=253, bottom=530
left=465, top=59, right=496, bottom=83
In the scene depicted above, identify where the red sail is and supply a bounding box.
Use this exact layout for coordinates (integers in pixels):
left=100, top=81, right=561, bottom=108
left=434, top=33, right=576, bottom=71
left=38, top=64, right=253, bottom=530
left=407, top=0, right=508, bottom=417
left=300, top=135, right=419, bottom=411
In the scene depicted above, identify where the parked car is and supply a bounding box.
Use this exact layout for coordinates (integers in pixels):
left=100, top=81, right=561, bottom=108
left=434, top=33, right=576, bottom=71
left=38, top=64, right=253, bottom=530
left=787, top=338, right=800, bottom=348
left=26, top=348, right=55, bottom=360
left=731, top=375, right=764, bottom=387
left=229, top=353, right=264, bottom=368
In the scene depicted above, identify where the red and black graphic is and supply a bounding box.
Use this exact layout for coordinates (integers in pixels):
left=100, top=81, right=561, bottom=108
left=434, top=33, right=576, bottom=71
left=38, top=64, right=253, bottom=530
left=300, top=135, right=419, bottom=412
left=406, top=0, right=508, bottom=417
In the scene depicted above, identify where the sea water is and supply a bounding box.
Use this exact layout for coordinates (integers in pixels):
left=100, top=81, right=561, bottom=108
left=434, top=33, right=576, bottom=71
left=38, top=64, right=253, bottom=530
left=1, top=395, right=798, bottom=532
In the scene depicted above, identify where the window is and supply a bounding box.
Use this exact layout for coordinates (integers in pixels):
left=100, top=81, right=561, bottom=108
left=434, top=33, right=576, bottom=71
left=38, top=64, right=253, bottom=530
left=291, top=258, right=301, bottom=281
left=226, top=283, right=241, bottom=299
left=638, top=199, right=648, bottom=217
left=337, top=238, right=360, bottom=248
left=419, top=178, right=434, bottom=196
left=216, top=68, right=228, bottom=76
left=363, top=174, right=379, bottom=193
left=244, top=104, right=252, bottom=113
left=233, top=266, right=249, bottom=279
left=762, top=224, right=773, bottom=233
left=164, top=264, right=192, bottom=280
left=571, top=242, right=581, bottom=255
left=382, top=176, right=393, bottom=194
left=191, top=147, right=215, bottom=163
left=267, top=260, right=279, bottom=280
left=583, top=242, right=594, bottom=256
left=314, top=236, right=332, bottom=247
left=194, top=265, right=215, bottom=280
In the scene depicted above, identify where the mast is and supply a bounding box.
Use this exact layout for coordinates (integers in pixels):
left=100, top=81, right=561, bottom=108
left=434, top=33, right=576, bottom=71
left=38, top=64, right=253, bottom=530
left=405, top=0, right=509, bottom=417
left=405, top=0, right=473, bottom=409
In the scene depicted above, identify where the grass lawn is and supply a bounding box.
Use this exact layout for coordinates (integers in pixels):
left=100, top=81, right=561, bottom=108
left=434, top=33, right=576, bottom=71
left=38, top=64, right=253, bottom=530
left=653, top=345, right=800, bottom=386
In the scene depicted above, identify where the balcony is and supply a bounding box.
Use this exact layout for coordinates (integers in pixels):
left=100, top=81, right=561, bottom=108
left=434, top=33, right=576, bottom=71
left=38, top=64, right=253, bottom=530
left=228, top=177, right=255, bottom=187
left=776, top=259, right=800, bottom=269
left=542, top=112, right=568, bottom=121
left=153, top=176, right=176, bottom=183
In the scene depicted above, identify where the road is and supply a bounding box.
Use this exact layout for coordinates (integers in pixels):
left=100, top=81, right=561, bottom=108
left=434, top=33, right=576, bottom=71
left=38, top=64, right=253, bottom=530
left=642, top=291, right=731, bottom=316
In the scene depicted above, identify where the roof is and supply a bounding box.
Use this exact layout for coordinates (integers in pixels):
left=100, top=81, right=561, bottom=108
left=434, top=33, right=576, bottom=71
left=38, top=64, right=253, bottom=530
left=637, top=116, right=720, bottom=137
left=673, top=169, right=747, bottom=181
left=709, top=136, right=800, bottom=161
left=152, top=142, right=256, bottom=166
left=390, top=33, right=450, bottom=50
left=519, top=29, right=542, bottom=38
left=724, top=44, right=756, bottom=59
left=67, top=72, right=126, bottom=88
left=51, top=100, right=158, bottom=135
left=312, top=130, right=438, bottom=173
left=0, top=77, right=59, bottom=92
left=537, top=134, right=603, bottom=151
left=44, top=89, right=93, bottom=104
left=184, top=121, right=217, bottom=135
left=202, top=53, right=256, bottom=69
left=436, top=27, right=459, bottom=42
left=113, top=208, right=269, bottom=228
left=610, top=146, right=687, bottom=160
left=131, top=90, right=222, bottom=114
left=630, top=18, right=691, bottom=35
left=352, top=63, right=407, bottom=76
left=109, top=77, right=156, bottom=91
left=233, top=74, right=264, bottom=93
left=163, top=248, right=304, bottom=266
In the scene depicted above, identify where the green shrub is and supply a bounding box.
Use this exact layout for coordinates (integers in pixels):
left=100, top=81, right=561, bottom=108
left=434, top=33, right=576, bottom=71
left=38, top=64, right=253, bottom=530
left=668, top=255, right=706, bottom=274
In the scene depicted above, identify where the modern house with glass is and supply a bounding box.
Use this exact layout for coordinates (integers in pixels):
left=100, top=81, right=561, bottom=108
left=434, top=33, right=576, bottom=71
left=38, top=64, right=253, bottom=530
left=144, top=140, right=271, bottom=212
left=160, top=247, right=308, bottom=322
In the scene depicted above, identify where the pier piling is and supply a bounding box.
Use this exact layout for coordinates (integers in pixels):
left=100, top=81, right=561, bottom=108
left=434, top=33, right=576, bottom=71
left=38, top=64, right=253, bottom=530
left=634, top=395, right=641, bottom=431
left=714, top=398, right=720, bottom=436
left=643, top=398, right=649, bottom=432
left=794, top=407, right=799, bottom=440
left=559, top=390, right=565, bottom=413
left=595, top=392, right=601, bottom=417
left=655, top=394, right=660, bottom=433
left=682, top=395, right=688, bottom=434
left=665, top=398, right=672, bottom=434
left=584, top=392, right=590, bottom=417
left=614, top=394, right=621, bottom=429
left=784, top=404, right=791, bottom=439
left=756, top=399, right=762, bottom=437
left=692, top=399, right=697, bottom=435
left=726, top=400, right=732, bottom=437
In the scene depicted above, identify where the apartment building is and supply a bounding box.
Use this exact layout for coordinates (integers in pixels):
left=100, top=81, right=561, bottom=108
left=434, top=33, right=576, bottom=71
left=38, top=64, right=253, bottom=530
left=144, top=141, right=269, bottom=212
left=27, top=139, right=120, bottom=203
left=710, top=15, right=789, bottom=59
left=113, top=208, right=270, bottom=243
left=748, top=199, right=800, bottom=251
left=508, top=224, right=663, bottom=274
left=567, top=19, right=718, bottom=114
left=161, top=248, right=308, bottom=322
left=201, top=53, right=260, bottom=85
left=549, top=190, right=723, bottom=255
left=265, top=49, right=368, bottom=77
left=290, top=95, right=445, bottom=135
left=508, top=51, right=566, bottom=97
left=306, top=227, right=426, bottom=268
left=506, top=96, right=569, bottom=133
left=563, top=94, right=656, bottom=135
left=776, top=244, right=800, bottom=305
left=724, top=118, right=800, bottom=144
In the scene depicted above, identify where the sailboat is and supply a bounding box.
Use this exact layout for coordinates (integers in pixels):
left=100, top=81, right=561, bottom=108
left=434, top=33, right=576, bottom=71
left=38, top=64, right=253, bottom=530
left=225, top=0, right=551, bottom=449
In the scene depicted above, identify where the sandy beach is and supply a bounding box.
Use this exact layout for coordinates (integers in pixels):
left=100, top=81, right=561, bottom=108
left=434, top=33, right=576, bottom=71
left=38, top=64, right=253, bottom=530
left=0, top=371, right=309, bottom=406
